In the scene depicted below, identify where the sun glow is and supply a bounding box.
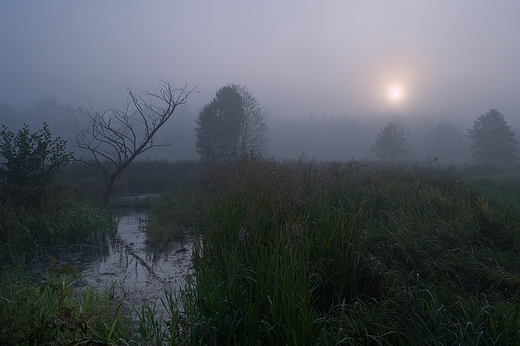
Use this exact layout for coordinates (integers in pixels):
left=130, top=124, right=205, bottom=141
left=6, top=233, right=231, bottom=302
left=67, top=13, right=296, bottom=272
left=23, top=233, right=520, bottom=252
left=388, top=86, right=403, bottom=101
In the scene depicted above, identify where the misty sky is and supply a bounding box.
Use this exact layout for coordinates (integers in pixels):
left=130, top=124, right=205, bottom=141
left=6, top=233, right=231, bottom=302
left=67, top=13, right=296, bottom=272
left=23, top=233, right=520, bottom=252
left=1, top=1, right=520, bottom=126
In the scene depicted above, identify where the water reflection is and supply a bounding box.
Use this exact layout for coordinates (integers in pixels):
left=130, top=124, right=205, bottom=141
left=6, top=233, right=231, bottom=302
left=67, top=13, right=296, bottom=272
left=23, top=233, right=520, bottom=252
left=71, top=209, right=193, bottom=309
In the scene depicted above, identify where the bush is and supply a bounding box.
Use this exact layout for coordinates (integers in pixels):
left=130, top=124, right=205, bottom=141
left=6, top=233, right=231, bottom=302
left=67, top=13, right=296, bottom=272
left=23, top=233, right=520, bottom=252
left=0, top=123, right=72, bottom=208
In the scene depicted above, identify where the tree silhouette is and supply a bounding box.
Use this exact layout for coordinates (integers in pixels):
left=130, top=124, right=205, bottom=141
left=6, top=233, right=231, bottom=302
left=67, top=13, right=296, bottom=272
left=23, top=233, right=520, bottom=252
left=466, top=109, right=519, bottom=164
left=74, top=81, right=195, bottom=203
left=371, top=123, right=409, bottom=162
left=195, top=84, right=269, bottom=161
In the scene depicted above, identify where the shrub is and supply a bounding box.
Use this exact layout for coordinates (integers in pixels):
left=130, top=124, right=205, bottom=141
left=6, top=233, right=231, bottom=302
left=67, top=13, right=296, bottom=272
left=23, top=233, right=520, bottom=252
left=0, top=123, right=72, bottom=208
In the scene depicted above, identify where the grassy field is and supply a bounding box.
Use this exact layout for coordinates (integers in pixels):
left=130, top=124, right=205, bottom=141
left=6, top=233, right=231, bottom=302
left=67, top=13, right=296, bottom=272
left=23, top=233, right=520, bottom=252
left=2, top=160, right=520, bottom=344
left=158, top=160, right=520, bottom=345
left=465, top=169, right=520, bottom=215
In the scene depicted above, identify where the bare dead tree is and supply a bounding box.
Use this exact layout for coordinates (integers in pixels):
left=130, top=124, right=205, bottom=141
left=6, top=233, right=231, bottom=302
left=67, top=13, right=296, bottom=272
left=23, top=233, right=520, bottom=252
left=74, top=80, right=196, bottom=203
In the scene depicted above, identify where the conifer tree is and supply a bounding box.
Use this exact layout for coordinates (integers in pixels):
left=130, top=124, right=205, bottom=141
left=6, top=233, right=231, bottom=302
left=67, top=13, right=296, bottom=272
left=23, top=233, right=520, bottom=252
left=371, top=123, right=409, bottom=162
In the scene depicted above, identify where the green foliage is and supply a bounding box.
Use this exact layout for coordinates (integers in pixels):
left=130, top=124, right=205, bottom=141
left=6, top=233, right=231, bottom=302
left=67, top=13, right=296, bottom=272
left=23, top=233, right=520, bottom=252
left=3, top=160, right=520, bottom=345
left=0, top=123, right=73, bottom=207
left=0, top=172, right=112, bottom=266
left=0, top=261, right=188, bottom=345
left=172, top=160, right=520, bottom=345
left=0, top=262, right=134, bottom=345
left=195, top=84, right=269, bottom=162
left=467, top=109, right=519, bottom=163
left=371, top=122, right=410, bottom=162
left=0, top=195, right=113, bottom=266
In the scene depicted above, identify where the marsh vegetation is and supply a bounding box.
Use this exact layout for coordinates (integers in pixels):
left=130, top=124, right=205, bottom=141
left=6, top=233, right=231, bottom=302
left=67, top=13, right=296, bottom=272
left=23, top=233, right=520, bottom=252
left=170, top=160, right=520, bottom=345
left=2, top=158, right=520, bottom=344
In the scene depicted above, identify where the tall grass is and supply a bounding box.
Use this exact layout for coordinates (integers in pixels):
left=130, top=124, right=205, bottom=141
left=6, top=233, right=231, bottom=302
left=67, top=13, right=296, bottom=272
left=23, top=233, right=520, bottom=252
left=0, top=258, right=137, bottom=345
left=171, top=160, right=520, bottom=345
left=12, top=200, right=110, bottom=241
left=14, top=159, right=514, bottom=344
left=465, top=169, right=520, bottom=215
left=0, top=194, right=113, bottom=266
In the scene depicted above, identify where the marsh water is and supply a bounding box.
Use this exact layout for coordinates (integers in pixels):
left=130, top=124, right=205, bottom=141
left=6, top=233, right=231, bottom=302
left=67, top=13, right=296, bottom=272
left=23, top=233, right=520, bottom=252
left=60, top=208, right=194, bottom=311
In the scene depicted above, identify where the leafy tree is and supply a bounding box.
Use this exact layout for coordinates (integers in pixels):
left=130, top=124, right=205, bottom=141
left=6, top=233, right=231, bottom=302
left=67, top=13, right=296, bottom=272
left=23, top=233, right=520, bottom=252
left=195, top=84, right=270, bottom=161
left=74, top=81, right=196, bottom=203
left=0, top=123, right=73, bottom=207
left=466, top=109, right=519, bottom=163
left=371, top=123, right=409, bottom=162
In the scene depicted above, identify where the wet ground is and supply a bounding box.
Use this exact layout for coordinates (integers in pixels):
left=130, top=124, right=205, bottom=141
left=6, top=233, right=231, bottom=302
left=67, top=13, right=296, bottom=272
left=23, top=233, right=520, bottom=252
left=61, top=209, right=194, bottom=311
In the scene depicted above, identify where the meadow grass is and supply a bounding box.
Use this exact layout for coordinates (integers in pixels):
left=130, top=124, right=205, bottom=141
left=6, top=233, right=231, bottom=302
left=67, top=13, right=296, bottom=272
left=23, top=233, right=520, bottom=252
left=167, top=160, right=520, bottom=345
left=465, top=168, right=520, bottom=215
left=3, top=159, right=520, bottom=345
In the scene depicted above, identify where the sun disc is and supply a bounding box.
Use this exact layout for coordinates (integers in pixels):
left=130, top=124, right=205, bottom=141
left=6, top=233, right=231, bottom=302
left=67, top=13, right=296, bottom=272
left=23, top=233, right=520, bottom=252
left=388, top=86, right=402, bottom=101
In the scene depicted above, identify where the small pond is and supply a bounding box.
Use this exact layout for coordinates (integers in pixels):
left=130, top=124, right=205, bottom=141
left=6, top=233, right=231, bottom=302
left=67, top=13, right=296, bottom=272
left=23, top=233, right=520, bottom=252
left=59, top=208, right=194, bottom=311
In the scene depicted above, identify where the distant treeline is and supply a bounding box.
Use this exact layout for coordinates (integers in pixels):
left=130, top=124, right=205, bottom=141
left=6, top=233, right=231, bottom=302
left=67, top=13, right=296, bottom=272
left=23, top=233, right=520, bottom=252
left=2, top=97, right=502, bottom=164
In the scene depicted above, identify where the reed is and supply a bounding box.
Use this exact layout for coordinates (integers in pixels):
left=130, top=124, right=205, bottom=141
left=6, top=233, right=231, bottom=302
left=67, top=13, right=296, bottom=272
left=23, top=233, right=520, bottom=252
left=0, top=191, right=113, bottom=266
left=171, top=160, right=520, bottom=345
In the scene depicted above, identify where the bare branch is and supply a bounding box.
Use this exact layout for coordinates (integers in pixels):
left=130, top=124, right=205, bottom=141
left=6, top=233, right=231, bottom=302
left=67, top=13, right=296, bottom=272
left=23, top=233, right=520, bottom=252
left=74, top=80, right=197, bottom=203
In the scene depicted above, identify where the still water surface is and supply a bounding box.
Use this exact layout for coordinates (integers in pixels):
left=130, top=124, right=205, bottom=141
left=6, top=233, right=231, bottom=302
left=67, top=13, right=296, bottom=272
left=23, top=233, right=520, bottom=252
left=69, top=209, right=194, bottom=309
